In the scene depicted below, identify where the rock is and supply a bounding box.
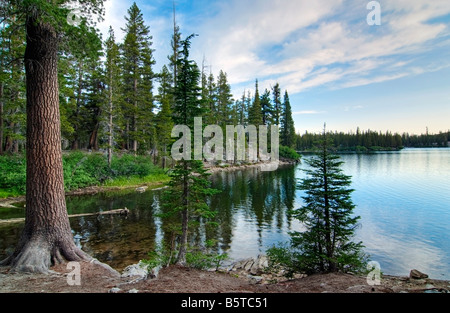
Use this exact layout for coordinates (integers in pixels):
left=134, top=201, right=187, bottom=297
left=244, top=260, right=255, bottom=272
left=128, top=289, right=139, bottom=293
left=247, top=275, right=263, bottom=284
left=108, top=287, right=121, bottom=293
left=425, top=284, right=436, bottom=290
left=410, top=269, right=428, bottom=279
left=122, top=261, right=149, bottom=279
left=149, top=265, right=162, bottom=279
left=231, top=258, right=253, bottom=271
left=135, top=186, right=148, bottom=193
left=250, top=255, right=269, bottom=275
left=293, top=273, right=306, bottom=280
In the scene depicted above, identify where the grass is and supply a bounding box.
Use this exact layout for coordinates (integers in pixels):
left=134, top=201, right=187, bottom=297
left=0, top=152, right=170, bottom=199
left=0, top=189, right=23, bottom=199
left=103, top=173, right=170, bottom=188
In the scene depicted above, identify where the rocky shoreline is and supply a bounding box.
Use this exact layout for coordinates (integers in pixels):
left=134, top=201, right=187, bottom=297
left=1, top=255, right=449, bottom=293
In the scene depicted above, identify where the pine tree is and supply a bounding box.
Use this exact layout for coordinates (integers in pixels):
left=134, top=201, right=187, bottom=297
left=168, top=4, right=182, bottom=104
left=155, top=65, right=174, bottom=169
left=272, top=82, right=282, bottom=126
left=0, top=11, right=26, bottom=154
left=121, top=2, right=155, bottom=153
left=173, top=34, right=203, bottom=127
left=236, top=90, right=248, bottom=125
left=260, top=89, right=273, bottom=126
left=216, top=70, right=233, bottom=130
left=104, top=26, right=122, bottom=166
left=200, top=67, right=215, bottom=125
left=291, top=127, right=366, bottom=273
left=63, top=22, right=103, bottom=150
left=280, top=91, right=296, bottom=148
left=248, top=79, right=263, bottom=127
left=0, top=0, right=105, bottom=273
left=166, top=34, right=219, bottom=265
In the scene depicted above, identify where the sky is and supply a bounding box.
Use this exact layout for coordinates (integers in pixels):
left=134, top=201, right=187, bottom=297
left=96, top=0, right=450, bottom=135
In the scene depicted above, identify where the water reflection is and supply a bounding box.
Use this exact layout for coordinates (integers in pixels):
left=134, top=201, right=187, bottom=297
left=1, top=149, right=449, bottom=278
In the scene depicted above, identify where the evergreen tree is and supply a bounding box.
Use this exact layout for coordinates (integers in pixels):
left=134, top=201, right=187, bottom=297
left=173, top=34, right=203, bottom=127
left=292, top=128, right=366, bottom=273
left=216, top=70, right=233, bottom=130
left=104, top=26, right=122, bottom=166
left=260, top=89, right=273, bottom=126
left=62, top=22, right=103, bottom=150
left=168, top=5, right=182, bottom=103
left=166, top=34, right=219, bottom=265
left=236, top=90, right=248, bottom=125
left=272, top=82, right=282, bottom=126
left=248, top=79, right=263, bottom=127
left=121, top=2, right=155, bottom=153
left=0, top=0, right=105, bottom=273
left=155, top=65, right=174, bottom=169
left=200, top=68, right=215, bottom=125
left=0, top=10, right=26, bottom=154
left=280, top=91, right=296, bottom=148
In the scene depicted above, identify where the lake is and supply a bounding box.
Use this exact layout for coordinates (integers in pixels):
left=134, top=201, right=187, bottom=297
left=0, top=148, right=449, bottom=279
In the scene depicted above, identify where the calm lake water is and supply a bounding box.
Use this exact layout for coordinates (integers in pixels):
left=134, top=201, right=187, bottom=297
left=1, top=148, right=449, bottom=279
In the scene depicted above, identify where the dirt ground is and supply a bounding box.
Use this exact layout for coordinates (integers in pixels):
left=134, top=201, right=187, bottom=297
left=1, top=261, right=449, bottom=294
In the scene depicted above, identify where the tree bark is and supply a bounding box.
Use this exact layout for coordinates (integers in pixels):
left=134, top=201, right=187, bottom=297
left=176, top=163, right=190, bottom=265
left=88, top=121, right=100, bottom=150
left=1, top=17, right=90, bottom=273
left=133, top=77, right=138, bottom=154
left=107, top=80, right=113, bottom=167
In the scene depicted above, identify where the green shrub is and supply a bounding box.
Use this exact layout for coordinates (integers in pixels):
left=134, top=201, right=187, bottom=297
left=186, top=250, right=228, bottom=270
left=0, top=155, right=27, bottom=194
left=279, top=145, right=301, bottom=160
left=62, top=152, right=109, bottom=190
left=266, top=243, right=301, bottom=278
left=110, top=154, right=161, bottom=178
left=0, top=151, right=167, bottom=197
left=142, top=241, right=228, bottom=271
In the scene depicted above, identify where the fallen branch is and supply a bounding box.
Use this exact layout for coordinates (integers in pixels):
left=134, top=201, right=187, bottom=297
left=0, top=208, right=130, bottom=225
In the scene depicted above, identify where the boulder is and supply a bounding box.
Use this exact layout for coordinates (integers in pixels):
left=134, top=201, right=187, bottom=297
left=122, top=261, right=149, bottom=279
left=410, top=269, right=428, bottom=280
left=250, top=255, right=269, bottom=275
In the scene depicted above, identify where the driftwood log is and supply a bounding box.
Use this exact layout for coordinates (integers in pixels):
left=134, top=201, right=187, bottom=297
left=0, top=208, right=130, bottom=225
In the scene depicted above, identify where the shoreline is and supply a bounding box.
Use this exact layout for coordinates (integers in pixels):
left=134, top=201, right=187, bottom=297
left=1, top=260, right=449, bottom=293
left=0, top=159, right=299, bottom=208
left=0, top=180, right=169, bottom=209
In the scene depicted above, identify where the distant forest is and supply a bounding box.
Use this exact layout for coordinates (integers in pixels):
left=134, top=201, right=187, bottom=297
left=296, top=129, right=450, bottom=152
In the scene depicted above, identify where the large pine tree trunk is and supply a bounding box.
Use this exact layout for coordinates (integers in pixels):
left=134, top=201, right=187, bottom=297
left=1, top=17, right=90, bottom=273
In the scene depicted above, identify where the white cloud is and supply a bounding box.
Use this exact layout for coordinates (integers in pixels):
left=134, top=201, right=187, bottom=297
left=191, top=0, right=450, bottom=96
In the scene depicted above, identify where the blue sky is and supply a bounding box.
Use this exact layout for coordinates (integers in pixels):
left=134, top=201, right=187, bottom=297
left=97, top=0, right=450, bottom=135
